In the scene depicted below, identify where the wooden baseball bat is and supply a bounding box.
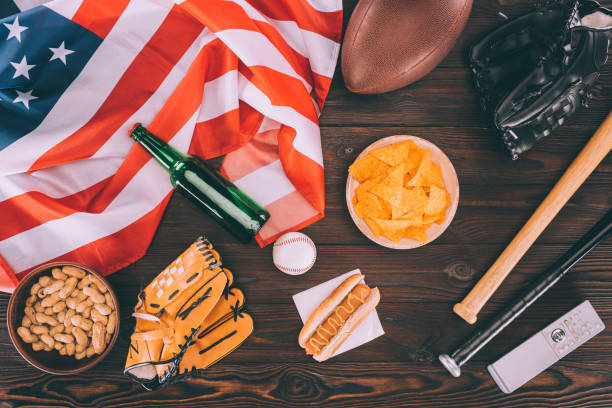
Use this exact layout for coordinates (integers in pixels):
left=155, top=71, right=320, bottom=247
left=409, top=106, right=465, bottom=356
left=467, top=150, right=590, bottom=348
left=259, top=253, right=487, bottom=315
left=454, top=110, right=612, bottom=324
left=441, top=210, right=612, bottom=377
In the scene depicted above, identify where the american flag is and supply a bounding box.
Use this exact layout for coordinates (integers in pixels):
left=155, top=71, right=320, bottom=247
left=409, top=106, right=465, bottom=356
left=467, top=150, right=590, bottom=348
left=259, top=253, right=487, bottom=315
left=0, top=1, right=49, bottom=17
left=0, top=0, right=342, bottom=292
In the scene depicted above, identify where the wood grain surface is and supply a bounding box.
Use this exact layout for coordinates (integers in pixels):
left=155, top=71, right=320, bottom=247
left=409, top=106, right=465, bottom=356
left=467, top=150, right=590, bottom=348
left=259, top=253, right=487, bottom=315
left=454, top=111, right=612, bottom=324
left=1, top=0, right=611, bottom=407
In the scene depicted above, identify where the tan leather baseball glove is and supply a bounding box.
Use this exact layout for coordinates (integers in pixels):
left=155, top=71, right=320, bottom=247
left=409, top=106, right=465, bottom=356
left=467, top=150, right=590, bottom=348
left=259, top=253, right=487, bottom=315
left=124, top=237, right=253, bottom=389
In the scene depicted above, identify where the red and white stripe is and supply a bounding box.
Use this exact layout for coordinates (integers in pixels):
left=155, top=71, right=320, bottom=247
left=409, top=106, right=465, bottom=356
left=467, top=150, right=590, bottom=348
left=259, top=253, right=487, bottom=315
left=0, top=0, right=341, bottom=292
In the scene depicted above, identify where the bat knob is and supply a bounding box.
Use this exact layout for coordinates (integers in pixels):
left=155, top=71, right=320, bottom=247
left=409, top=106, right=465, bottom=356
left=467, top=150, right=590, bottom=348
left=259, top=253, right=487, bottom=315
left=439, top=354, right=461, bottom=377
left=454, top=302, right=478, bottom=324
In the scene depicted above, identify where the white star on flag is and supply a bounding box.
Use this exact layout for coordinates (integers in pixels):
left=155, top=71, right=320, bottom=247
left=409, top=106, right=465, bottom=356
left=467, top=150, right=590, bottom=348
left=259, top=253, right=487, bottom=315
left=10, top=56, right=35, bottom=79
left=13, top=89, right=38, bottom=109
left=49, top=41, right=75, bottom=65
left=3, top=16, right=28, bottom=42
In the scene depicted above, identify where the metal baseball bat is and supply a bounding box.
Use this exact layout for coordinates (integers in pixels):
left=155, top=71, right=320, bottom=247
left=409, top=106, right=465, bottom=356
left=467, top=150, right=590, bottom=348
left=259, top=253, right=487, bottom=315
left=454, top=110, right=612, bottom=324
left=440, top=209, right=612, bottom=377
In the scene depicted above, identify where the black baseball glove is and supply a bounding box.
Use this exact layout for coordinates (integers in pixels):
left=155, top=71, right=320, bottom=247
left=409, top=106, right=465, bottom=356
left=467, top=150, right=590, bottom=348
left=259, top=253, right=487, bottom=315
left=470, top=0, right=612, bottom=159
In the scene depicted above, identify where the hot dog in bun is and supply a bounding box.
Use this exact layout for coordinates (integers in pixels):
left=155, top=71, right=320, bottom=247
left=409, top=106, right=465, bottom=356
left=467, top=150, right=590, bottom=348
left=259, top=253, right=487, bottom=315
left=299, top=273, right=380, bottom=361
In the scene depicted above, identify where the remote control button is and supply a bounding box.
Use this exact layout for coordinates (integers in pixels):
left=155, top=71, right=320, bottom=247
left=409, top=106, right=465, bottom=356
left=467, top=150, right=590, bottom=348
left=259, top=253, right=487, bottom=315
left=551, top=328, right=566, bottom=343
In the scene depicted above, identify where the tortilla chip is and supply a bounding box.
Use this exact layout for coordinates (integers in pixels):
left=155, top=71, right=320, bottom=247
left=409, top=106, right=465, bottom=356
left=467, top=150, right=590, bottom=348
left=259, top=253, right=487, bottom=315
left=398, top=187, right=428, bottom=217
left=423, top=211, right=446, bottom=225
left=403, top=226, right=428, bottom=242
left=371, top=141, right=414, bottom=166
left=370, top=162, right=407, bottom=214
left=356, top=191, right=390, bottom=219
left=364, top=216, right=383, bottom=236
left=395, top=209, right=423, bottom=227
left=406, top=150, right=445, bottom=189
left=437, top=212, right=446, bottom=224
left=403, top=145, right=424, bottom=176
left=355, top=174, right=385, bottom=196
left=355, top=200, right=367, bottom=219
left=371, top=218, right=408, bottom=242
left=378, top=197, right=392, bottom=218
left=371, top=160, right=392, bottom=179
left=429, top=162, right=445, bottom=189
left=425, top=185, right=447, bottom=215
left=349, top=154, right=385, bottom=183
left=375, top=217, right=422, bottom=231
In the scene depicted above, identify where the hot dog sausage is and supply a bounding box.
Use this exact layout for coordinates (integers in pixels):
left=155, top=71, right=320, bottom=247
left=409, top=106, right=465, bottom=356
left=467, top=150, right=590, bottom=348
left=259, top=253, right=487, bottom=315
left=305, top=284, right=370, bottom=355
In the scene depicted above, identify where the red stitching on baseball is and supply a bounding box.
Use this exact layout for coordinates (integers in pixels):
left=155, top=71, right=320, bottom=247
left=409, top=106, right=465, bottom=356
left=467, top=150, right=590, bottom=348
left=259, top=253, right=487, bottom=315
left=274, top=236, right=315, bottom=250
left=274, top=235, right=316, bottom=273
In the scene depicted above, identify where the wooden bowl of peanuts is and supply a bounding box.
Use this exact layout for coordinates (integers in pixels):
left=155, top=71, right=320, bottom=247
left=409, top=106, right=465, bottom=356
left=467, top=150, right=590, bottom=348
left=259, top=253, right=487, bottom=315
left=7, top=262, right=120, bottom=374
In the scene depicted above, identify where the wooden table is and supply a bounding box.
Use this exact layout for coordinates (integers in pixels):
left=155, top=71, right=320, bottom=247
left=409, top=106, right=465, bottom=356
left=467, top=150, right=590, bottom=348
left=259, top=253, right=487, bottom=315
left=1, top=1, right=611, bottom=406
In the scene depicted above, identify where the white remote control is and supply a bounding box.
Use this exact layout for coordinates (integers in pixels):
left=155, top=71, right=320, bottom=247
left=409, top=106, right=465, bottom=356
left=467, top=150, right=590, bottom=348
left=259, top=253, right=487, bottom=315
left=488, top=300, right=605, bottom=393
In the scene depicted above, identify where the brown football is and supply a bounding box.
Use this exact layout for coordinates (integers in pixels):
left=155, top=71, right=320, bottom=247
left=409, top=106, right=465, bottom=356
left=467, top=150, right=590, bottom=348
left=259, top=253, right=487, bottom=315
left=342, top=0, right=473, bottom=94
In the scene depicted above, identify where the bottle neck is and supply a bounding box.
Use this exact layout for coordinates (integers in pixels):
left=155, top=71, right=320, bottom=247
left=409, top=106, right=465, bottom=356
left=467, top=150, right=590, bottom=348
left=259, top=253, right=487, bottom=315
left=130, top=124, right=186, bottom=172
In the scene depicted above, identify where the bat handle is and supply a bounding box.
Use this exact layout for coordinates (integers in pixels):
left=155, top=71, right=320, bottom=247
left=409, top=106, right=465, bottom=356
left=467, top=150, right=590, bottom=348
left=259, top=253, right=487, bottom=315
left=442, top=210, right=612, bottom=377
left=454, top=110, right=612, bottom=324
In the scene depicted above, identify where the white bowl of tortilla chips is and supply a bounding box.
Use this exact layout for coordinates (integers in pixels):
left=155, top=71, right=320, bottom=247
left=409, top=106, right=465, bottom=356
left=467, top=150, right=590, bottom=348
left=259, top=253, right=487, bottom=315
left=346, top=135, right=459, bottom=249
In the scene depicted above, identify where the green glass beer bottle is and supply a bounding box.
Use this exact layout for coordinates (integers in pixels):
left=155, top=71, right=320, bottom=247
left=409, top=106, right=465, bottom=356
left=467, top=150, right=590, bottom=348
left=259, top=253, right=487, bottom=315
left=130, top=124, right=269, bottom=243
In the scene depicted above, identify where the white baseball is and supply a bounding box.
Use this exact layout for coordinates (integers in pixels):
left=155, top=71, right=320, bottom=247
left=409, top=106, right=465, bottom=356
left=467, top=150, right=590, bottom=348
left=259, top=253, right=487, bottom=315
left=272, top=232, right=317, bottom=275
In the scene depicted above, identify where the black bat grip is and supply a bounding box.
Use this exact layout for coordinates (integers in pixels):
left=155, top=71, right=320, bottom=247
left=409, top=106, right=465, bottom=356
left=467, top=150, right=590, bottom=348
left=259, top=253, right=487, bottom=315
left=440, top=209, right=612, bottom=377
